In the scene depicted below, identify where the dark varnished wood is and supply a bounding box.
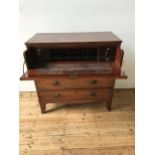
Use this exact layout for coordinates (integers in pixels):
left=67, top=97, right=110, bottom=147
left=106, top=99, right=112, bottom=111
left=25, top=32, right=122, bottom=48
left=20, top=71, right=127, bottom=81
left=38, top=88, right=113, bottom=104
left=36, top=76, right=115, bottom=90
left=21, top=32, right=126, bottom=113
left=34, top=81, right=46, bottom=113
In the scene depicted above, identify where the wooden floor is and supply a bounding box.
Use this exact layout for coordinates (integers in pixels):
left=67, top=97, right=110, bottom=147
left=19, top=89, right=135, bottom=155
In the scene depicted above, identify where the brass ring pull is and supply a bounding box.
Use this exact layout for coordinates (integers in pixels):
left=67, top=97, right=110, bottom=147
left=53, top=93, right=61, bottom=98
left=52, top=80, right=60, bottom=86
left=90, top=91, right=97, bottom=97
left=91, top=80, right=98, bottom=85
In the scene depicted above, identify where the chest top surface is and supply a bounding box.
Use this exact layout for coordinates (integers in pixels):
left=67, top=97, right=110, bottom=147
left=25, top=32, right=122, bottom=47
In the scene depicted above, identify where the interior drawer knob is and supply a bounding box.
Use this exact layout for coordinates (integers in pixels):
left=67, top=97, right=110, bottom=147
left=52, top=80, right=60, bottom=86
left=53, top=93, right=61, bottom=98
left=90, top=91, right=97, bottom=96
left=91, top=80, right=98, bottom=85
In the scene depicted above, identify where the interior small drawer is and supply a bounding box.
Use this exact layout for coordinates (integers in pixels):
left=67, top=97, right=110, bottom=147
left=38, top=88, right=113, bottom=104
left=36, top=76, right=115, bottom=90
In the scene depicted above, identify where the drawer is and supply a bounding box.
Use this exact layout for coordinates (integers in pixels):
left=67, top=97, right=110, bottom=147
left=36, top=76, right=115, bottom=90
left=38, top=88, right=113, bottom=104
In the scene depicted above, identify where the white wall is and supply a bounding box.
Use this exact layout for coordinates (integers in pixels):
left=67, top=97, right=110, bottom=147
left=19, top=0, right=135, bottom=91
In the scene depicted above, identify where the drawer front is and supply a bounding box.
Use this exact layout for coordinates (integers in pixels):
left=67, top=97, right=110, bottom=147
left=36, top=77, right=115, bottom=90
left=38, top=89, right=113, bottom=104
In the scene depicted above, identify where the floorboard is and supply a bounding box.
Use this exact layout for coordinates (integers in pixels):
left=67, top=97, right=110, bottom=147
left=19, top=89, right=135, bottom=155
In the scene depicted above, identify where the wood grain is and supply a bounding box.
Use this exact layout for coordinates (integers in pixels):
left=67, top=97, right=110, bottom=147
left=38, top=88, right=113, bottom=103
left=36, top=76, right=114, bottom=90
left=19, top=89, right=135, bottom=155
left=25, top=32, right=122, bottom=48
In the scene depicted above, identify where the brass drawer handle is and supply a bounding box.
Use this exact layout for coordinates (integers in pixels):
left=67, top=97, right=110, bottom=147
left=52, top=80, right=60, bottom=86
left=90, top=91, right=97, bottom=97
left=53, top=93, right=61, bottom=98
left=91, top=80, right=98, bottom=85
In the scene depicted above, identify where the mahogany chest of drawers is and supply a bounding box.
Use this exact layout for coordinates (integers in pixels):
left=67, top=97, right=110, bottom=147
left=20, top=32, right=127, bottom=113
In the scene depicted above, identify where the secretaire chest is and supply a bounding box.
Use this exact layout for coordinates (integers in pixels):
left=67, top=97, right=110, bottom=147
left=20, top=32, right=127, bottom=113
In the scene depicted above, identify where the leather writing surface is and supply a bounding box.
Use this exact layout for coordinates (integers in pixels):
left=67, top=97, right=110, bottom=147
left=36, top=63, right=112, bottom=75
